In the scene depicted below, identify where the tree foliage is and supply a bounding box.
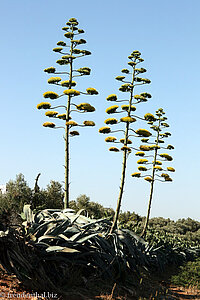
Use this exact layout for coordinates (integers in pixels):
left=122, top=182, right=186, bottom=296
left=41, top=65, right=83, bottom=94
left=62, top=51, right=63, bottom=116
left=0, top=174, right=63, bottom=225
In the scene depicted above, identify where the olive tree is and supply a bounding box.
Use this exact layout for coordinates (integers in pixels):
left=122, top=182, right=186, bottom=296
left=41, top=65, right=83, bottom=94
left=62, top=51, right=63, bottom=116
left=37, top=18, right=98, bottom=208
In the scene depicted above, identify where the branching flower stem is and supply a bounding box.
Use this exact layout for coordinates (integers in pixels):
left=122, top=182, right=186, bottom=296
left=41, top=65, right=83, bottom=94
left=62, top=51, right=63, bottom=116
left=110, top=61, right=136, bottom=234
left=51, top=105, right=67, bottom=109
left=141, top=117, right=161, bottom=237
left=64, top=31, right=74, bottom=209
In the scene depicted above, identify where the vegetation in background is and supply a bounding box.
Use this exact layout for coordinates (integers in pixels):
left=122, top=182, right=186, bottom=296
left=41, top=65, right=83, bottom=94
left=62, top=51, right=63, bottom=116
left=69, top=194, right=114, bottom=219
left=37, top=18, right=98, bottom=208
left=0, top=173, right=63, bottom=226
left=1, top=174, right=199, bottom=247
left=0, top=174, right=199, bottom=296
left=131, top=108, right=174, bottom=237
left=99, top=50, right=151, bottom=233
left=171, top=258, right=200, bottom=288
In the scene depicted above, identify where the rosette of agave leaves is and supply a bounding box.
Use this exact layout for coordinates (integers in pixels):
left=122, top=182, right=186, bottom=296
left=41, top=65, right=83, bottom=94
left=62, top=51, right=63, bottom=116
left=131, top=108, right=175, bottom=183
left=99, top=50, right=152, bottom=155
left=37, top=17, right=98, bottom=134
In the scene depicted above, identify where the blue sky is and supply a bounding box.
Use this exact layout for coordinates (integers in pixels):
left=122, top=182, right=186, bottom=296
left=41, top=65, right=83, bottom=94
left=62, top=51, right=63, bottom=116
left=0, top=0, right=200, bottom=221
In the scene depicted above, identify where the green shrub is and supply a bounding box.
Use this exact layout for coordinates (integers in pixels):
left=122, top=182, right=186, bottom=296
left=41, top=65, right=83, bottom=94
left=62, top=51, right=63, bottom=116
left=171, top=258, right=200, bottom=288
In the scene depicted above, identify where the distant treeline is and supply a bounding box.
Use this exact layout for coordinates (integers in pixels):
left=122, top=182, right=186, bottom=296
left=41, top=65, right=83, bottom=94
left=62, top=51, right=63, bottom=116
left=0, top=174, right=200, bottom=244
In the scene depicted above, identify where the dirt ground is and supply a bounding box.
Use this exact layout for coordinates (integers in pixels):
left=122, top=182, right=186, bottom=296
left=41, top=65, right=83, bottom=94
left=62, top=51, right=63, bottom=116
left=0, top=267, right=200, bottom=299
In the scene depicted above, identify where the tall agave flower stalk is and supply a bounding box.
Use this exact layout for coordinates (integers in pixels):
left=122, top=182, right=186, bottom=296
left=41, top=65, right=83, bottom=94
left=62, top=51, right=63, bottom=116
left=37, top=18, right=98, bottom=209
left=131, top=108, right=175, bottom=237
left=99, top=50, right=151, bottom=233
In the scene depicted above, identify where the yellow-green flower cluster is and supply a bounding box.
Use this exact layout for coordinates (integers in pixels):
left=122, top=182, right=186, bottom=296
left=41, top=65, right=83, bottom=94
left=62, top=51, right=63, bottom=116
left=120, top=117, right=136, bottom=123
left=53, top=47, right=63, bottom=52
left=62, top=26, right=69, bottom=31
left=76, top=103, right=95, bottom=112
left=131, top=172, right=141, bottom=178
left=61, top=80, right=76, bottom=87
left=137, top=159, right=148, bottom=164
left=161, top=122, right=169, bottom=127
left=144, top=113, right=156, bottom=122
left=43, top=122, right=55, bottom=128
left=62, top=55, right=75, bottom=60
left=83, top=121, right=95, bottom=126
left=104, top=118, right=118, bottom=125
left=77, top=67, right=91, bottom=75
left=56, top=59, right=69, bottom=65
left=119, top=83, right=133, bottom=92
left=105, top=136, right=117, bottom=143
left=165, top=177, right=172, bottom=182
left=139, top=145, right=151, bottom=151
left=154, top=166, right=163, bottom=171
left=64, top=32, right=74, bottom=38
left=167, top=167, right=175, bottom=172
left=121, top=146, right=132, bottom=152
left=99, top=126, right=111, bottom=134
left=120, top=138, right=132, bottom=144
left=78, top=29, right=84, bottom=33
left=167, top=145, right=174, bottom=150
left=141, top=92, right=152, bottom=99
left=149, top=145, right=160, bottom=150
left=141, top=138, right=149, bottom=143
left=57, top=114, right=66, bottom=120
left=66, top=120, right=78, bottom=126
left=128, top=61, right=136, bottom=67
left=115, top=76, right=125, bottom=81
left=86, top=87, right=98, bottom=95
left=135, top=128, right=152, bottom=137
left=70, top=131, right=79, bottom=136
left=45, top=111, right=58, bottom=117
left=134, top=94, right=147, bottom=101
left=159, top=153, right=173, bottom=161
left=63, top=89, right=80, bottom=96
left=43, top=91, right=59, bottom=99
left=144, top=177, right=153, bottom=182
left=106, top=94, right=117, bottom=101
left=109, top=147, right=119, bottom=152
left=121, top=69, right=129, bottom=74
left=121, top=105, right=136, bottom=111
left=138, top=166, right=147, bottom=171
left=135, top=151, right=145, bottom=156
left=154, top=160, right=162, bottom=165
left=57, top=41, right=66, bottom=46
left=106, top=105, right=119, bottom=114
left=135, top=68, right=146, bottom=73
left=44, top=67, right=56, bottom=73
left=71, top=39, right=86, bottom=45
left=37, top=102, right=51, bottom=110
left=48, top=77, right=62, bottom=84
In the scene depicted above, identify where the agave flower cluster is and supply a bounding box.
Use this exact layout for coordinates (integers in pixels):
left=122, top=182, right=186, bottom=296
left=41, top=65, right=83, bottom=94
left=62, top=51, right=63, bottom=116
left=131, top=108, right=175, bottom=183
left=99, top=50, right=151, bottom=154
left=131, top=108, right=175, bottom=236
left=37, top=18, right=98, bottom=132
left=36, top=18, right=98, bottom=208
left=99, top=50, right=152, bottom=232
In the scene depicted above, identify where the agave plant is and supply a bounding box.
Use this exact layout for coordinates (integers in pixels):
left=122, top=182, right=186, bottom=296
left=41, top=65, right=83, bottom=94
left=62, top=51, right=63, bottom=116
left=1, top=205, right=200, bottom=294
left=99, top=50, right=152, bottom=233
left=37, top=18, right=98, bottom=208
left=131, top=108, right=175, bottom=237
